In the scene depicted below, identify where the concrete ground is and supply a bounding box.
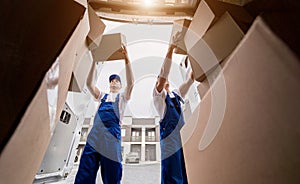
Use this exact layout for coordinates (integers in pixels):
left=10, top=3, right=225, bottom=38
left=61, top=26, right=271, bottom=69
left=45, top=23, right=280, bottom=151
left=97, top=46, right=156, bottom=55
left=61, top=161, right=161, bottom=184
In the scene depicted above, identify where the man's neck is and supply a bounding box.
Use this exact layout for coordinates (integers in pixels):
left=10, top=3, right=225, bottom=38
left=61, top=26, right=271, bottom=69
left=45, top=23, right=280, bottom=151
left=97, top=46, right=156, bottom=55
left=110, top=90, right=119, bottom=93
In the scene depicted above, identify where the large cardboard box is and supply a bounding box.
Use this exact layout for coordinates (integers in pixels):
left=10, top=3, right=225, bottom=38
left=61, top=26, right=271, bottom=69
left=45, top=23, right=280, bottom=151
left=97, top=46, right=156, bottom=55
left=0, top=0, right=85, bottom=155
left=184, top=0, right=252, bottom=51
left=0, top=0, right=85, bottom=183
left=91, top=33, right=127, bottom=62
left=170, top=19, right=191, bottom=55
left=188, top=12, right=244, bottom=82
left=182, top=17, right=300, bottom=184
left=0, top=80, right=51, bottom=184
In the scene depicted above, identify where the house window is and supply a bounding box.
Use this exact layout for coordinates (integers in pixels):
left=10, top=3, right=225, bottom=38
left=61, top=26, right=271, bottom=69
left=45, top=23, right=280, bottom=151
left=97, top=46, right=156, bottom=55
left=121, top=129, right=126, bottom=137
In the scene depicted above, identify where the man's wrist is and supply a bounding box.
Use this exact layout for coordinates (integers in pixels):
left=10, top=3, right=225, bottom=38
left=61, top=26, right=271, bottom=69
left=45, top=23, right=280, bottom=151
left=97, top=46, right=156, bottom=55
left=170, top=44, right=176, bottom=50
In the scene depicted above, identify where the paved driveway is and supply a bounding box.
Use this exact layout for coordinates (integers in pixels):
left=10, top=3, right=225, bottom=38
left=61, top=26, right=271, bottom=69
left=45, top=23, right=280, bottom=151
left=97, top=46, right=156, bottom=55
left=58, top=162, right=161, bottom=184
left=97, top=162, right=161, bottom=184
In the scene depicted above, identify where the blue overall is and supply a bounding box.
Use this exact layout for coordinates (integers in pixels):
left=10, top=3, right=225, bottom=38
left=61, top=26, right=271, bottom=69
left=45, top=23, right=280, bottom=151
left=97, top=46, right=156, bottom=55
left=75, top=94, right=122, bottom=184
left=160, top=92, right=188, bottom=184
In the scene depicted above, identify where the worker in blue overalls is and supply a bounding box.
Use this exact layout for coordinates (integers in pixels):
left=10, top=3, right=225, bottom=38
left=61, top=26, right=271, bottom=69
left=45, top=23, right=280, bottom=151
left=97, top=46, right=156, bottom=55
left=75, top=45, right=134, bottom=184
left=153, top=37, right=194, bottom=184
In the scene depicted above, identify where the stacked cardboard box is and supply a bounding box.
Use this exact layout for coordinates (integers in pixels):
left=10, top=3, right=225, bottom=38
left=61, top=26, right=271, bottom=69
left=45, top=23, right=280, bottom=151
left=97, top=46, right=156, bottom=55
left=182, top=16, right=300, bottom=184
left=184, top=0, right=253, bottom=82
left=188, top=11, right=244, bottom=82
left=185, top=0, right=252, bottom=50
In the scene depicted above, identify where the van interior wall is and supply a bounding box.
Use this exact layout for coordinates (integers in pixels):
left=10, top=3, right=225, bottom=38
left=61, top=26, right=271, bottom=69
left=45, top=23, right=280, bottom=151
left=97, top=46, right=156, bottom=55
left=245, top=0, right=300, bottom=57
left=0, top=0, right=85, bottom=153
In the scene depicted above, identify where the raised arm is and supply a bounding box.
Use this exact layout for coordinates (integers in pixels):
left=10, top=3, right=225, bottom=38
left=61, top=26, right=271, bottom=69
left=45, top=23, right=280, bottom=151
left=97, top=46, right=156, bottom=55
left=156, top=44, right=176, bottom=92
left=122, top=45, right=134, bottom=100
left=86, top=61, right=101, bottom=99
left=156, top=32, right=183, bottom=92
left=179, top=71, right=194, bottom=98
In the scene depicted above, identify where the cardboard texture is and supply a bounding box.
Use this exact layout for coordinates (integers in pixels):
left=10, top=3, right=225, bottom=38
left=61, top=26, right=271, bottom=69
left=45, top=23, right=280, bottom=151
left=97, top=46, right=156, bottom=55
left=184, top=0, right=216, bottom=51
left=0, top=0, right=85, bottom=153
left=69, top=7, right=103, bottom=92
left=56, top=8, right=92, bottom=124
left=183, top=17, right=300, bottom=183
left=218, top=0, right=253, bottom=6
left=91, top=33, right=127, bottom=62
left=0, top=80, right=51, bottom=184
left=171, top=19, right=191, bottom=55
left=184, top=0, right=252, bottom=51
left=196, top=59, right=227, bottom=99
left=69, top=52, right=93, bottom=92
left=74, top=0, right=88, bottom=7
left=68, top=10, right=90, bottom=92
left=86, top=4, right=106, bottom=50
left=188, top=12, right=244, bottom=82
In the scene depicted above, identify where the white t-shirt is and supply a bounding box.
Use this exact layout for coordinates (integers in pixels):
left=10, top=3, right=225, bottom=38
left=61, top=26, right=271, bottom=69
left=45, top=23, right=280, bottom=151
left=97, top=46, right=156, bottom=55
left=153, top=88, right=182, bottom=119
left=152, top=77, right=194, bottom=119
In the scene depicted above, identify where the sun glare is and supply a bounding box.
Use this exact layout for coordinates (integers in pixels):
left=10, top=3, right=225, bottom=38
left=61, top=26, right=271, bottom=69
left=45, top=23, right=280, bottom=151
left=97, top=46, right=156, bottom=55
left=144, top=0, right=154, bottom=7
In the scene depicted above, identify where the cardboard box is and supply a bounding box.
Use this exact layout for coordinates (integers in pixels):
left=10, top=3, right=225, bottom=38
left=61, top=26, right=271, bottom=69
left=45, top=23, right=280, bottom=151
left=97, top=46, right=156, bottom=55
left=86, top=4, right=106, bottom=50
left=68, top=52, right=93, bottom=92
left=170, top=19, right=191, bottom=55
left=183, top=16, right=300, bottom=184
left=184, top=0, right=216, bottom=51
left=69, top=5, right=106, bottom=92
left=0, top=0, right=85, bottom=154
left=196, top=58, right=228, bottom=99
left=56, top=8, right=93, bottom=123
left=188, top=12, right=244, bottom=82
left=184, top=0, right=252, bottom=51
left=218, top=0, right=253, bottom=6
left=0, top=80, right=51, bottom=184
left=67, top=10, right=90, bottom=92
left=0, top=0, right=85, bottom=183
left=91, top=33, right=127, bottom=62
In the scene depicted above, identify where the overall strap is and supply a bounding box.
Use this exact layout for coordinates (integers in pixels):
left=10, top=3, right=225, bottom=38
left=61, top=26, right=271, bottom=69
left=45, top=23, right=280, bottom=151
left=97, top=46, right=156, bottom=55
left=172, top=91, right=184, bottom=104
left=114, top=93, right=120, bottom=115
left=101, top=94, right=109, bottom=103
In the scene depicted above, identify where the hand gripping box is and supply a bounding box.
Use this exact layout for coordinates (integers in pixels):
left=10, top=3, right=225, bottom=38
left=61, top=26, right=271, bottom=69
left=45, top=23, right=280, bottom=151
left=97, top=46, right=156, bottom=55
left=91, top=33, right=127, bottom=62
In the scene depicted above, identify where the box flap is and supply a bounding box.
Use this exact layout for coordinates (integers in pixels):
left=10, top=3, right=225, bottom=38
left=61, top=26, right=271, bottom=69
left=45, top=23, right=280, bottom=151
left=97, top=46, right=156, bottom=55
left=87, top=4, right=106, bottom=50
